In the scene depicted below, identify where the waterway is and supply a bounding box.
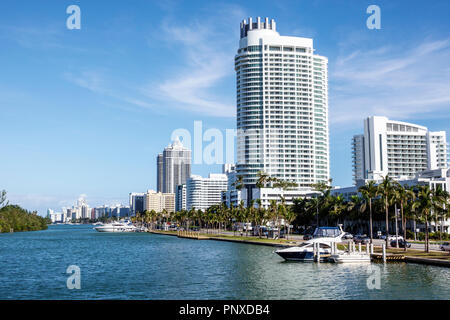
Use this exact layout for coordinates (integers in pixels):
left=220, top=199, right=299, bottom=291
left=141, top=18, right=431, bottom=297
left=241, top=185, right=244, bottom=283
left=0, top=225, right=449, bottom=299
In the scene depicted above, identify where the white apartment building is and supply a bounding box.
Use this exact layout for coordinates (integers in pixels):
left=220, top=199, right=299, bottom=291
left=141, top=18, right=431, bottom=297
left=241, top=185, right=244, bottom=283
left=235, top=17, right=329, bottom=190
left=144, top=190, right=175, bottom=213
left=157, top=137, right=191, bottom=194
left=332, top=168, right=450, bottom=233
left=186, top=174, right=228, bottom=211
left=352, top=116, right=448, bottom=184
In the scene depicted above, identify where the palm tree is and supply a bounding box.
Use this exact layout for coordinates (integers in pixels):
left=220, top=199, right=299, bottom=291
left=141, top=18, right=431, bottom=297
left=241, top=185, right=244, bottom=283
left=393, top=182, right=415, bottom=251
left=232, top=175, right=244, bottom=190
left=256, top=171, right=270, bottom=188
left=307, top=197, right=321, bottom=227
left=282, top=206, right=297, bottom=240
left=412, top=185, right=433, bottom=252
left=268, top=200, right=279, bottom=238
left=254, top=199, right=265, bottom=238
left=377, top=175, right=395, bottom=247
left=246, top=199, right=256, bottom=237
left=328, top=195, right=346, bottom=225
left=432, top=185, right=449, bottom=241
left=358, top=180, right=378, bottom=243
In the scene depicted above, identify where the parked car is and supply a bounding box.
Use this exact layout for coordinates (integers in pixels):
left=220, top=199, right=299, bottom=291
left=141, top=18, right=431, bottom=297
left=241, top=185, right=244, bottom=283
left=342, top=232, right=353, bottom=240
left=303, top=234, right=313, bottom=240
left=354, top=235, right=370, bottom=244
left=390, top=239, right=411, bottom=248
left=440, top=242, right=450, bottom=251
left=388, top=235, right=404, bottom=241
left=378, top=235, right=386, bottom=240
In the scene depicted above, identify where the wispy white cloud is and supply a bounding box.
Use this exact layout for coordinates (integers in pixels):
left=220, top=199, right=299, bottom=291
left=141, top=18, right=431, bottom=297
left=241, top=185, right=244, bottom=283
left=141, top=4, right=245, bottom=117
left=330, top=39, right=450, bottom=126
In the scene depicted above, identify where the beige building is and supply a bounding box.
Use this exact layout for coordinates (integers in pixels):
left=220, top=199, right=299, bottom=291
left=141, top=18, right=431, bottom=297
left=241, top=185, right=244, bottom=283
left=144, top=190, right=175, bottom=213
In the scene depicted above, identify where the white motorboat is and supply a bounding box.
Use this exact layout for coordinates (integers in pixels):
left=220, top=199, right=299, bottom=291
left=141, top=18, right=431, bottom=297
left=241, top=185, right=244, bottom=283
left=328, top=252, right=371, bottom=263
left=275, top=226, right=345, bottom=262
left=94, top=220, right=137, bottom=233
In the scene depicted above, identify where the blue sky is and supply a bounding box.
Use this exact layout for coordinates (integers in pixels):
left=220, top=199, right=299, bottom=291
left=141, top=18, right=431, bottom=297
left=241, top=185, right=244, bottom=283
left=1, top=0, right=449, bottom=215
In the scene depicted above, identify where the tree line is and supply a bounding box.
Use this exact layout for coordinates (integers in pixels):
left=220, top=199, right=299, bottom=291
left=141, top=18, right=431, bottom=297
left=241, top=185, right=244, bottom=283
left=0, top=190, right=51, bottom=233
left=132, top=174, right=449, bottom=253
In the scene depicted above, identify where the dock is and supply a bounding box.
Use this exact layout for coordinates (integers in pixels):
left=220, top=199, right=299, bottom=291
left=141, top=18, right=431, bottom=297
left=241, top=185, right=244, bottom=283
left=371, top=253, right=405, bottom=261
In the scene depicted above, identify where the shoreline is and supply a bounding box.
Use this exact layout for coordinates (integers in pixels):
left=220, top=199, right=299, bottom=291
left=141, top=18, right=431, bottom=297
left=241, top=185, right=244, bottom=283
left=149, top=230, right=450, bottom=267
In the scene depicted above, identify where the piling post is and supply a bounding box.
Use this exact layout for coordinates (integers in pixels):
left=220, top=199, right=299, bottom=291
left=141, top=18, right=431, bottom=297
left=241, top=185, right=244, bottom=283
left=316, top=243, right=321, bottom=263
left=313, top=242, right=317, bottom=261
left=382, top=243, right=387, bottom=263
left=366, top=243, right=370, bottom=255
left=358, top=243, right=361, bottom=253
left=370, top=243, right=374, bottom=255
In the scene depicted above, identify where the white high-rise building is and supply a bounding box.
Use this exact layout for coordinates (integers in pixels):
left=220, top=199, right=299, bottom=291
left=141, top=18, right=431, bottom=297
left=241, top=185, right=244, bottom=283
left=235, top=17, right=329, bottom=190
left=157, top=137, right=191, bottom=194
left=186, top=174, right=228, bottom=211
left=352, top=116, right=448, bottom=184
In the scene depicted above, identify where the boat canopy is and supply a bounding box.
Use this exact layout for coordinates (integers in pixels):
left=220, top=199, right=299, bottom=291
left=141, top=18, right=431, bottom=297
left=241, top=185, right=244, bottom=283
left=313, top=227, right=341, bottom=238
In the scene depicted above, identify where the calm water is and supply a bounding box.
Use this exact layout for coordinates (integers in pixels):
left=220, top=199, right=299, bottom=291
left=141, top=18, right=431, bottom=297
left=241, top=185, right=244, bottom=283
left=0, top=225, right=449, bottom=300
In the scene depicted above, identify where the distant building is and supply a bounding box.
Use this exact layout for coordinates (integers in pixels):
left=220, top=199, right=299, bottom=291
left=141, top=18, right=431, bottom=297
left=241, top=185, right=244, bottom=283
left=157, top=153, right=163, bottom=192
left=129, top=192, right=145, bottom=215
left=144, top=190, right=175, bottom=213
left=175, top=184, right=186, bottom=212
left=332, top=168, right=450, bottom=233
left=186, top=174, right=228, bottom=211
left=157, top=137, right=191, bottom=194
left=111, top=205, right=131, bottom=218
left=352, top=116, right=448, bottom=184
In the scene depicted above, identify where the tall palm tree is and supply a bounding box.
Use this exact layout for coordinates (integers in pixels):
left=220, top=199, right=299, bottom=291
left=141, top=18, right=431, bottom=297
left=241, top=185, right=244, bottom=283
left=246, top=199, right=255, bottom=237
left=282, top=206, right=297, bottom=240
left=393, top=182, right=415, bottom=251
left=358, top=180, right=378, bottom=243
left=377, top=175, right=395, bottom=247
left=412, top=185, right=433, bottom=252
left=432, top=186, right=449, bottom=241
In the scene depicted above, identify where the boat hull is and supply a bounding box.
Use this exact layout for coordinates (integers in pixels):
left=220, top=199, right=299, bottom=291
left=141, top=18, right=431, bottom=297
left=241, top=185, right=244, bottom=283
left=328, top=254, right=371, bottom=263
left=275, top=250, right=328, bottom=262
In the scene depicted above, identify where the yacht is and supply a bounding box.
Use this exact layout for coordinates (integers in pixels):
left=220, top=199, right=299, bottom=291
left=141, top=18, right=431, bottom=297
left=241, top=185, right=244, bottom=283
left=275, top=226, right=345, bottom=262
left=94, top=220, right=137, bottom=233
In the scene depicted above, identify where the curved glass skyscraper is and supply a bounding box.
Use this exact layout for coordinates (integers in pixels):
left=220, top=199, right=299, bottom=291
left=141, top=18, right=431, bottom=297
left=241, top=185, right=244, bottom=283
left=235, top=17, right=329, bottom=190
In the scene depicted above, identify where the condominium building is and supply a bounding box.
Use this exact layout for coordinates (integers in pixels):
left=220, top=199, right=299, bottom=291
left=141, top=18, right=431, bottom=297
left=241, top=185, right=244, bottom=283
left=157, top=137, right=191, bottom=194
left=352, top=116, right=448, bottom=184
left=186, top=174, right=228, bottom=211
left=235, top=17, right=330, bottom=190
left=143, top=190, right=175, bottom=213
